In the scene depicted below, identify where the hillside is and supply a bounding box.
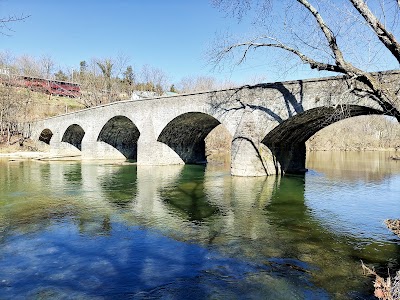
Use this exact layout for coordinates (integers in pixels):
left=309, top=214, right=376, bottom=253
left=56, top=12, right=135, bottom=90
left=0, top=86, right=85, bottom=152
left=22, top=89, right=85, bottom=120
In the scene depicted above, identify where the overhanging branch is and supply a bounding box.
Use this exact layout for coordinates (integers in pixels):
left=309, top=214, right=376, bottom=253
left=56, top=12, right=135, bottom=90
left=349, top=0, right=400, bottom=63
left=217, top=36, right=344, bottom=73
left=296, top=0, right=347, bottom=67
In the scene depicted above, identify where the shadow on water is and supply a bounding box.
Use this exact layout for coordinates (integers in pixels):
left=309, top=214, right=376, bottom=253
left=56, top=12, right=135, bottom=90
left=0, top=155, right=399, bottom=299
left=100, top=164, right=138, bottom=208
left=159, top=165, right=220, bottom=222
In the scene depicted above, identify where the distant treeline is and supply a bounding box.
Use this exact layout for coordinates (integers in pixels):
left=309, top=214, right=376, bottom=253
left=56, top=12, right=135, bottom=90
left=307, top=115, right=400, bottom=151
left=0, top=52, right=238, bottom=109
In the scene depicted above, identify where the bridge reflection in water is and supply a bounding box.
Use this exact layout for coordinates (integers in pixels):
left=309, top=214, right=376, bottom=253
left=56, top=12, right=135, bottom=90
left=0, top=152, right=399, bottom=298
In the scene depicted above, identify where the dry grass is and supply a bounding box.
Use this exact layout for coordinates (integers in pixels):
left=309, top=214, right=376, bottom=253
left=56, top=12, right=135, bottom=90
left=0, top=134, right=38, bottom=153
left=362, top=220, right=400, bottom=300
left=361, top=262, right=400, bottom=300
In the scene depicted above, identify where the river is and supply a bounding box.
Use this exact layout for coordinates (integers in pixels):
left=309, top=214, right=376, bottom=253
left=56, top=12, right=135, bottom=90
left=0, top=151, right=399, bottom=299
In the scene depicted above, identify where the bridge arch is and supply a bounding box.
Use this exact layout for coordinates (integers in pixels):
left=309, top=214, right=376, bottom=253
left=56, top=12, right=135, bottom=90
left=262, top=105, right=386, bottom=174
left=97, top=115, right=140, bottom=160
left=157, top=112, right=224, bottom=164
left=39, top=128, right=53, bottom=145
left=61, top=124, right=85, bottom=151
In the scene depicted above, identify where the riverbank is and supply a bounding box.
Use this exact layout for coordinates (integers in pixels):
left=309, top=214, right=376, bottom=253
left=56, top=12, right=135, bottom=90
left=1, top=147, right=399, bottom=162
left=0, top=151, right=83, bottom=161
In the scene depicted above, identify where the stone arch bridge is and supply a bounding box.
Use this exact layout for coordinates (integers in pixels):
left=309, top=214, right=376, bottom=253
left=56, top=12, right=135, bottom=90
left=26, top=70, right=400, bottom=177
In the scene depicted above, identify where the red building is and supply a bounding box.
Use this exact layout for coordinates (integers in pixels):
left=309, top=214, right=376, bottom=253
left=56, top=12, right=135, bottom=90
left=0, top=73, right=81, bottom=98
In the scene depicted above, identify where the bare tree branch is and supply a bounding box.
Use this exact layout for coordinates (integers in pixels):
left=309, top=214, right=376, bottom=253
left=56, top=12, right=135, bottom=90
left=349, top=0, right=400, bottom=63
left=296, top=0, right=348, bottom=68
left=211, top=0, right=400, bottom=121
left=215, top=35, right=344, bottom=72
left=0, top=14, right=30, bottom=36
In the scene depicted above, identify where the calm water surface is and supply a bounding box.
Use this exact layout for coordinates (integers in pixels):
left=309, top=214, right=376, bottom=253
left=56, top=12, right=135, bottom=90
left=0, top=151, right=399, bottom=299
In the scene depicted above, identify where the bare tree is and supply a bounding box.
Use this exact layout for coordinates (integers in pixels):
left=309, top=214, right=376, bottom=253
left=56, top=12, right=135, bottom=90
left=138, top=65, right=170, bottom=96
left=16, top=55, right=41, bottom=77
left=0, top=78, right=32, bottom=144
left=0, top=51, right=14, bottom=68
left=77, top=56, right=132, bottom=107
left=211, top=0, right=400, bottom=121
left=307, top=115, right=400, bottom=150
left=77, top=58, right=107, bottom=107
left=40, top=55, right=55, bottom=79
left=178, top=76, right=218, bottom=93
left=96, top=58, right=114, bottom=94
left=113, top=53, right=131, bottom=79
left=177, top=75, right=236, bottom=93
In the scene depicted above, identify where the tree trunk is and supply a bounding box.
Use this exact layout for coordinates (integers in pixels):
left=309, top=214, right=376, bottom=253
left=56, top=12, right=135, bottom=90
left=7, top=124, right=10, bottom=144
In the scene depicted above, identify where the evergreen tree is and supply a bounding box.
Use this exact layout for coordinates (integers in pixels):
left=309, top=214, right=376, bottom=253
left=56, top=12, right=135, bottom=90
left=123, top=66, right=134, bottom=86
left=54, top=70, right=68, bottom=81
left=79, top=61, right=87, bottom=74
left=169, top=84, right=177, bottom=93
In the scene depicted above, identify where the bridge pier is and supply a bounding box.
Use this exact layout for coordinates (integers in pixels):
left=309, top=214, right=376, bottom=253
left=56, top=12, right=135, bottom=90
left=230, top=137, right=279, bottom=176
left=137, top=139, right=184, bottom=165
left=45, top=130, right=82, bottom=157
left=268, top=143, right=307, bottom=175
left=81, top=141, right=126, bottom=160
left=136, top=119, right=184, bottom=165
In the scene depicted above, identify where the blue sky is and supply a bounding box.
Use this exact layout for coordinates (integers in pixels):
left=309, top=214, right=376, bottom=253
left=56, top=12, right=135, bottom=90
left=0, top=1, right=264, bottom=84
left=1, top=1, right=399, bottom=85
